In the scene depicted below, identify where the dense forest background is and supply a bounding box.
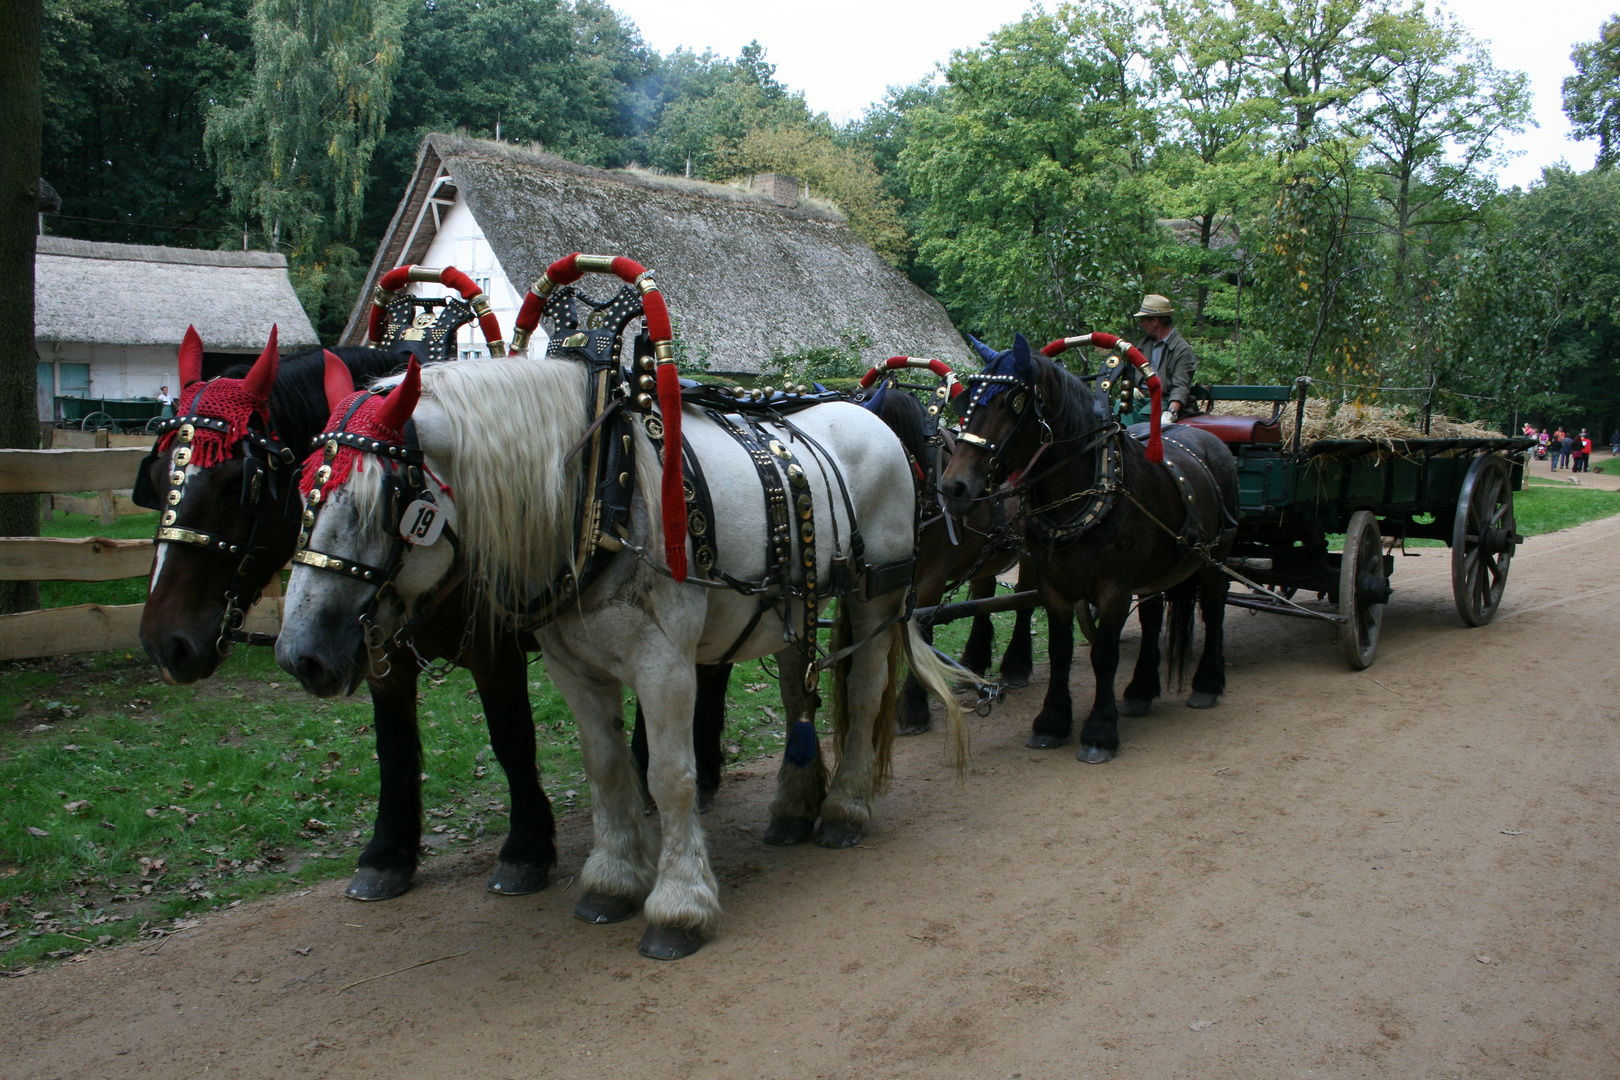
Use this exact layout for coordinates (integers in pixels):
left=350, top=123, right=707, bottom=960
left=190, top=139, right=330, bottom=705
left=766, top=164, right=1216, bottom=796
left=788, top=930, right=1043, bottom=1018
left=36, top=0, right=1620, bottom=432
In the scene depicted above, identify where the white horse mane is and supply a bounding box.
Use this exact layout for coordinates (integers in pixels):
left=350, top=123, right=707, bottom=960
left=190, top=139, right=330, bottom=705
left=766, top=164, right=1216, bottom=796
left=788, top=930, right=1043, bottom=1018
left=356, top=357, right=589, bottom=618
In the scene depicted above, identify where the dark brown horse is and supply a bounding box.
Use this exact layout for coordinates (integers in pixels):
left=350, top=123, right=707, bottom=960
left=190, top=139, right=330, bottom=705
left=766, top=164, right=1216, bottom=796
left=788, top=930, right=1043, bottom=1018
left=939, top=334, right=1238, bottom=763
left=136, top=331, right=558, bottom=899
left=856, top=370, right=1037, bottom=733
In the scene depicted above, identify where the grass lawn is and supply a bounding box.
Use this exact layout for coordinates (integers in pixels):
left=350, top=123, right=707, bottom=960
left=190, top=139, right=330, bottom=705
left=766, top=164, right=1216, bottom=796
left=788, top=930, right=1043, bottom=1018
left=4, top=504, right=1013, bottom=971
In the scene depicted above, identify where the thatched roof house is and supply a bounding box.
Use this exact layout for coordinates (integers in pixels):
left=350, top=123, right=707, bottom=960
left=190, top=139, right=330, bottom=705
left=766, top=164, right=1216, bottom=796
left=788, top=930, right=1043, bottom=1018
left=34, top=236, right=318, bottom=421
left=341, top=134, right=967, bottom=375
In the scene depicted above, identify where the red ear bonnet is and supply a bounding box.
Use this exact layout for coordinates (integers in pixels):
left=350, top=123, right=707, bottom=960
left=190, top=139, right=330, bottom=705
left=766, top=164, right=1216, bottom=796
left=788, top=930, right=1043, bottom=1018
left=240, top=325, right=279, bottom=401
left=178, top=325, right=204, bottom=388
left=323, top=351, right=354, bottom=413
left=374, top=359, right=421, bottom=432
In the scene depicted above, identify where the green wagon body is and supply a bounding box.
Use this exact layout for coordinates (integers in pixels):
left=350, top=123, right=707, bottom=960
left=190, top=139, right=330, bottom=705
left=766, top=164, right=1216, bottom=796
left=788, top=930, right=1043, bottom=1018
left=1194, top=385, right=1531, bottom=668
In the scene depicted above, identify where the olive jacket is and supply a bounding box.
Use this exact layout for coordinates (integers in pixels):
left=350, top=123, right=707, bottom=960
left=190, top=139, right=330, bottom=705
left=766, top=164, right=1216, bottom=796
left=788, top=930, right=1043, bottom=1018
left=1139, top=327, right=1196, bottom=410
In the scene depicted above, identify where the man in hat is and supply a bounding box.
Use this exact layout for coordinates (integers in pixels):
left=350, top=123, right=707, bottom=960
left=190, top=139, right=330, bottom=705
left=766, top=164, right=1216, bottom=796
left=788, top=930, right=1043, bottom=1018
left=1133, top=294, right=1197, bottom=423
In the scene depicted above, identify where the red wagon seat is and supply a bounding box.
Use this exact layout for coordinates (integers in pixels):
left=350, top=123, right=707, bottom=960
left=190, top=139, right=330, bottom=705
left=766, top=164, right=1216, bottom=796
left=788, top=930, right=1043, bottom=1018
left=1178, top=413, right=1282, bottom=446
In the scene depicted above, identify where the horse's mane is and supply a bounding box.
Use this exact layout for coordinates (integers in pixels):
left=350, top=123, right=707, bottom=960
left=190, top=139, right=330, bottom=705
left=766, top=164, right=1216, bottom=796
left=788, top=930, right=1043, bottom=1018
left=221, top=346, right=411, bottom=451
left=871, top=385, right=935, bottom=479
left=382, top=357, right=589, bottom=618
left=1028, top=352, right=1111, bottom=445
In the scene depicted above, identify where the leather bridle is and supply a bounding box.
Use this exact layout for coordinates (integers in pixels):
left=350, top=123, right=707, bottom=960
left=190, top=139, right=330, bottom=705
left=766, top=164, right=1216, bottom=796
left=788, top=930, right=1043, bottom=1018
left=134, top=391, right=299, bottom=654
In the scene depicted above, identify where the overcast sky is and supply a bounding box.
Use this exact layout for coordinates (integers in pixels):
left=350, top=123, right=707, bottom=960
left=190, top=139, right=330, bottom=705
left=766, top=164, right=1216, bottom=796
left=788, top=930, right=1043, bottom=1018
left=609, top=0, right=1613, bottom=190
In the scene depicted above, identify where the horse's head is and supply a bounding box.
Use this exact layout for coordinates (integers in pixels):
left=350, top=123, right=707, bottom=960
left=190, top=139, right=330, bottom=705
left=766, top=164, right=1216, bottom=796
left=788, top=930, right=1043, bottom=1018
left=138, top=326, right=296, bottom=683
left=276, top=355, right=459, bottom=696
left=938, top=334, right=1058, bottom=516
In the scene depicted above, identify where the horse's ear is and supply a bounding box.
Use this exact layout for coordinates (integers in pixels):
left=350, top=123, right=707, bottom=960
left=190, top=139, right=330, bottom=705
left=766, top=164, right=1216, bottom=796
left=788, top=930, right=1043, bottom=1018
left=1012, top=333, right=1033, bottom=380
left=968, top=336, right=1000, bottom=367
left=241, top=325, right=278, bottom=401
left=178, top=325, right=204, bottom=388
left=323, top=350, right=353, bottom=414
left=374, top=358, right=421, bottom=432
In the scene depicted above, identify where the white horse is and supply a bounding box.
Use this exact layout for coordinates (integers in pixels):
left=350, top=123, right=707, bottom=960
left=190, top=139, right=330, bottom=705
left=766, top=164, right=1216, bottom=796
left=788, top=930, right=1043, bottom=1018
left=276, top=353, right=967, bottom=959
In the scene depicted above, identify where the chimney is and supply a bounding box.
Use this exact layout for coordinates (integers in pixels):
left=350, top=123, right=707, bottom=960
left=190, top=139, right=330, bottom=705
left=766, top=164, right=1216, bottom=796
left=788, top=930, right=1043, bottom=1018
left=751, top=173, right=800, bottom=207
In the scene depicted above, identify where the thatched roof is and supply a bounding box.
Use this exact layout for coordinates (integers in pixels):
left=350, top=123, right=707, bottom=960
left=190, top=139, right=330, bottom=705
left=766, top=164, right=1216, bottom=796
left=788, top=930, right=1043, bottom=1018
left=35, top=236, right=319, bottom=351
left=342, top=134, right=967, bottom=374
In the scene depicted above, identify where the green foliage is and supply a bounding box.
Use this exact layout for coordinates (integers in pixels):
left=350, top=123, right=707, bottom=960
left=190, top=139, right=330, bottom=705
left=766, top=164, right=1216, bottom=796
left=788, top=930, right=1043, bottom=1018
left=900, top=5, right=1165, bottom=344
left=205, top=0, right=411, bottom=336
left=40, top=0, right=252, bottom=246
left=1563, top=15, right=1620, bottom=170
left=641, top=41, right=814, bottom=179
left=1512, top=483, right=1620, bottom=536
left=723, top=126, right=909, bottom=263
left=759, top=331, right=875, bottom=387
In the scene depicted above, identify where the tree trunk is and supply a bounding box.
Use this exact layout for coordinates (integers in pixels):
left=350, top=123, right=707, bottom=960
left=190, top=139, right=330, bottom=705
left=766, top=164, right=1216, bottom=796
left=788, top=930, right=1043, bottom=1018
left=0, top=0, right=43, bottom=613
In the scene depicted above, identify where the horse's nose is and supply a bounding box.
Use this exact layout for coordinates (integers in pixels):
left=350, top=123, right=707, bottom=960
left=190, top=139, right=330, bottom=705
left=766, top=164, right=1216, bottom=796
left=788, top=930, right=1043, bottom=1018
left=941, top=475, right=976, bottom=515
left=292, top=653, right=339, bottom=695
left=151, top=629, right=211, bottom=684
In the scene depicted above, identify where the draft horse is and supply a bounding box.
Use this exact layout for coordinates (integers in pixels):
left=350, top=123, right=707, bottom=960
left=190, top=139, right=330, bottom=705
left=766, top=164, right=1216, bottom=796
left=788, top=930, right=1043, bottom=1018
left=939, top=334, right=1238, bottom=763
left=856, top=359, right=1038, bottom=732
left=276, top=261, right=966, bottom=959
left=136, top=326, right=558, bottom=900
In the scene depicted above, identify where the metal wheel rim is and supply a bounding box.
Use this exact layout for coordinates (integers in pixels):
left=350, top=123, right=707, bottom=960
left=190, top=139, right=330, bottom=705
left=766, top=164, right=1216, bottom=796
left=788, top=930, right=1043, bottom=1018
left=1451, top=455, right=1515, bottom=627
left=1339, top=509, right=1385, bottom=670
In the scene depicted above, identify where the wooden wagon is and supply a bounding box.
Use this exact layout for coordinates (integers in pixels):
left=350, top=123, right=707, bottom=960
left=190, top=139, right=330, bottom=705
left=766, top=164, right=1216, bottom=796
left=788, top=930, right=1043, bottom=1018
left=1179, top=381, right=1532, bottom=669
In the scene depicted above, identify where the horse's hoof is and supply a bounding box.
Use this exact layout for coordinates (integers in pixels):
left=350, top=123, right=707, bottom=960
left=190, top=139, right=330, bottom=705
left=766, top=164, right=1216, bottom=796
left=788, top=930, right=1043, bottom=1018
left=638, top=924, right=704, bottom=961
left=575, top=891, right=638, bottom=924
left=1186, top=691, right=1221, bottom=709
left=1025, top=733, right=1067, bottom=749
left=763, top=816, right=815, bottom=846
left=1076, top=744, right=1116, bottom=764
left=896, top=721, right=932, bottom=737
left=698, top=788, right=717, bottom=814
left=999, top=671, right=1032, bottom=688
left=1118, top=698, right=1154, bottom=717
left=486, top=861, right=551, bottom=896
left=813, top=818, right=863, bottom=849
left=345, top=867, right=411, bottom=902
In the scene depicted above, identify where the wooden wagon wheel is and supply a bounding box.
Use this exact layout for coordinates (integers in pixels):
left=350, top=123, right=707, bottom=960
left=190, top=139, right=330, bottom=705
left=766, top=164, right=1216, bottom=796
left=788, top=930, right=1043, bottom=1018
left=80, top=411, right=113, bottom=432
left=1451, top=454, right=1518, bottom=627
left=1339, top=509, right=1390, bottom=669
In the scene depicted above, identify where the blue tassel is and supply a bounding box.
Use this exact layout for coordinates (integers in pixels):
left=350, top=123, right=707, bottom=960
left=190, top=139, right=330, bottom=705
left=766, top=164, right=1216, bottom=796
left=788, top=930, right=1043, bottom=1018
left=784, top=718, right=819, bottom=768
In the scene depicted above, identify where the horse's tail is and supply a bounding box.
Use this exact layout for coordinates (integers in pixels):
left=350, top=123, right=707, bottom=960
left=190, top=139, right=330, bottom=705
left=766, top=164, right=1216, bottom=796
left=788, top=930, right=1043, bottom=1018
left=828, top=602, right=899, bottom=791
left=901, top=619, right=972, bottom=774
left=1165, top=580, right=1198, bottom=693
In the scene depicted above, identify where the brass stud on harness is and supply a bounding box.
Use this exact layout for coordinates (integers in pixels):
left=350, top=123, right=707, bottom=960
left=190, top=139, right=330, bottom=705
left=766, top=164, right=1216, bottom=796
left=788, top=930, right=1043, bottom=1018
left=162, top=510, right=177, bottom=526
left=315, top=465, right=332, bottom=484
left=178, top=423, right=195, bottom=443
left=166, top=489, right=182, bottom=506
left=786, top=464, right=807, bottom=488
left=635, top=393, right=653, bottom=410
left=324, top=440, right=339, bottom=460
left=638, top=374, right=655, bottom=391
left=170, top=470, right=186, bottom=487
left=173, top=446, right=191, bottom=467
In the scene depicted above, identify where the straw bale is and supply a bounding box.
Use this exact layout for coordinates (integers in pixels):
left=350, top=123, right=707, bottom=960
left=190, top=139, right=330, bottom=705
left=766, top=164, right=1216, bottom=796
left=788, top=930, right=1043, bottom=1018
left=1211, top=397, right=1498, bottom=445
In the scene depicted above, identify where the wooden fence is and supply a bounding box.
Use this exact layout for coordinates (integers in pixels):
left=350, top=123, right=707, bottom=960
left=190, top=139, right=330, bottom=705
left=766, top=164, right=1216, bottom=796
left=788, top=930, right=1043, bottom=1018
left=0, top=445, right=282, bottom=663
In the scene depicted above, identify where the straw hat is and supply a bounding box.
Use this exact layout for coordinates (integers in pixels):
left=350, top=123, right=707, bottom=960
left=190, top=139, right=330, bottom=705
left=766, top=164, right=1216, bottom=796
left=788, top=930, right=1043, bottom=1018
left=1132, top=294, right=1174, bottom=318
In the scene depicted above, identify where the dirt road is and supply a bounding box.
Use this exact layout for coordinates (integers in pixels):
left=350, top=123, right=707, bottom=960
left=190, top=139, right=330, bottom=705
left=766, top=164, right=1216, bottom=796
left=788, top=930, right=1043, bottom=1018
left=4, top=517, right=1617, bottom=1080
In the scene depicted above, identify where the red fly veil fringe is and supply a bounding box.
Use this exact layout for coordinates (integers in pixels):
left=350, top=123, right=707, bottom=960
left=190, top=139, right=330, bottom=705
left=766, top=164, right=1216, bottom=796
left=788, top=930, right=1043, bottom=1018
left=158, top=325, right=279, bottom=469
left=300, top=354, right=422, bottom=498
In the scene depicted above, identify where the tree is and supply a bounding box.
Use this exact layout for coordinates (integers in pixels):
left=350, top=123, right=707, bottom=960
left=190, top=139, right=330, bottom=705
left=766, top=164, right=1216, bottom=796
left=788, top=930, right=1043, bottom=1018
left=723, top=125, right=909, bottom=263
left=1, top=0, right=43, bottom=612
left=39, top=0, right=251, bottom=247
left=900, top=4, right=1163, bottom=345
left=640, top=42, right=813, bottom=179
left=1563, top=15, right=1620, bottom=170
left=1358, top=11, right=1529, bottom=298
left=205, top=0, right=410, bottom=336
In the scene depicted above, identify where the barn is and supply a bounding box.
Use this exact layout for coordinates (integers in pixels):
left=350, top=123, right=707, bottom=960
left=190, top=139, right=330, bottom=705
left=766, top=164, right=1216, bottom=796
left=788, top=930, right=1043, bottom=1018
left=33, top=236, right=319, bottom=422
left=340, top=134, right=968, bottom=374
